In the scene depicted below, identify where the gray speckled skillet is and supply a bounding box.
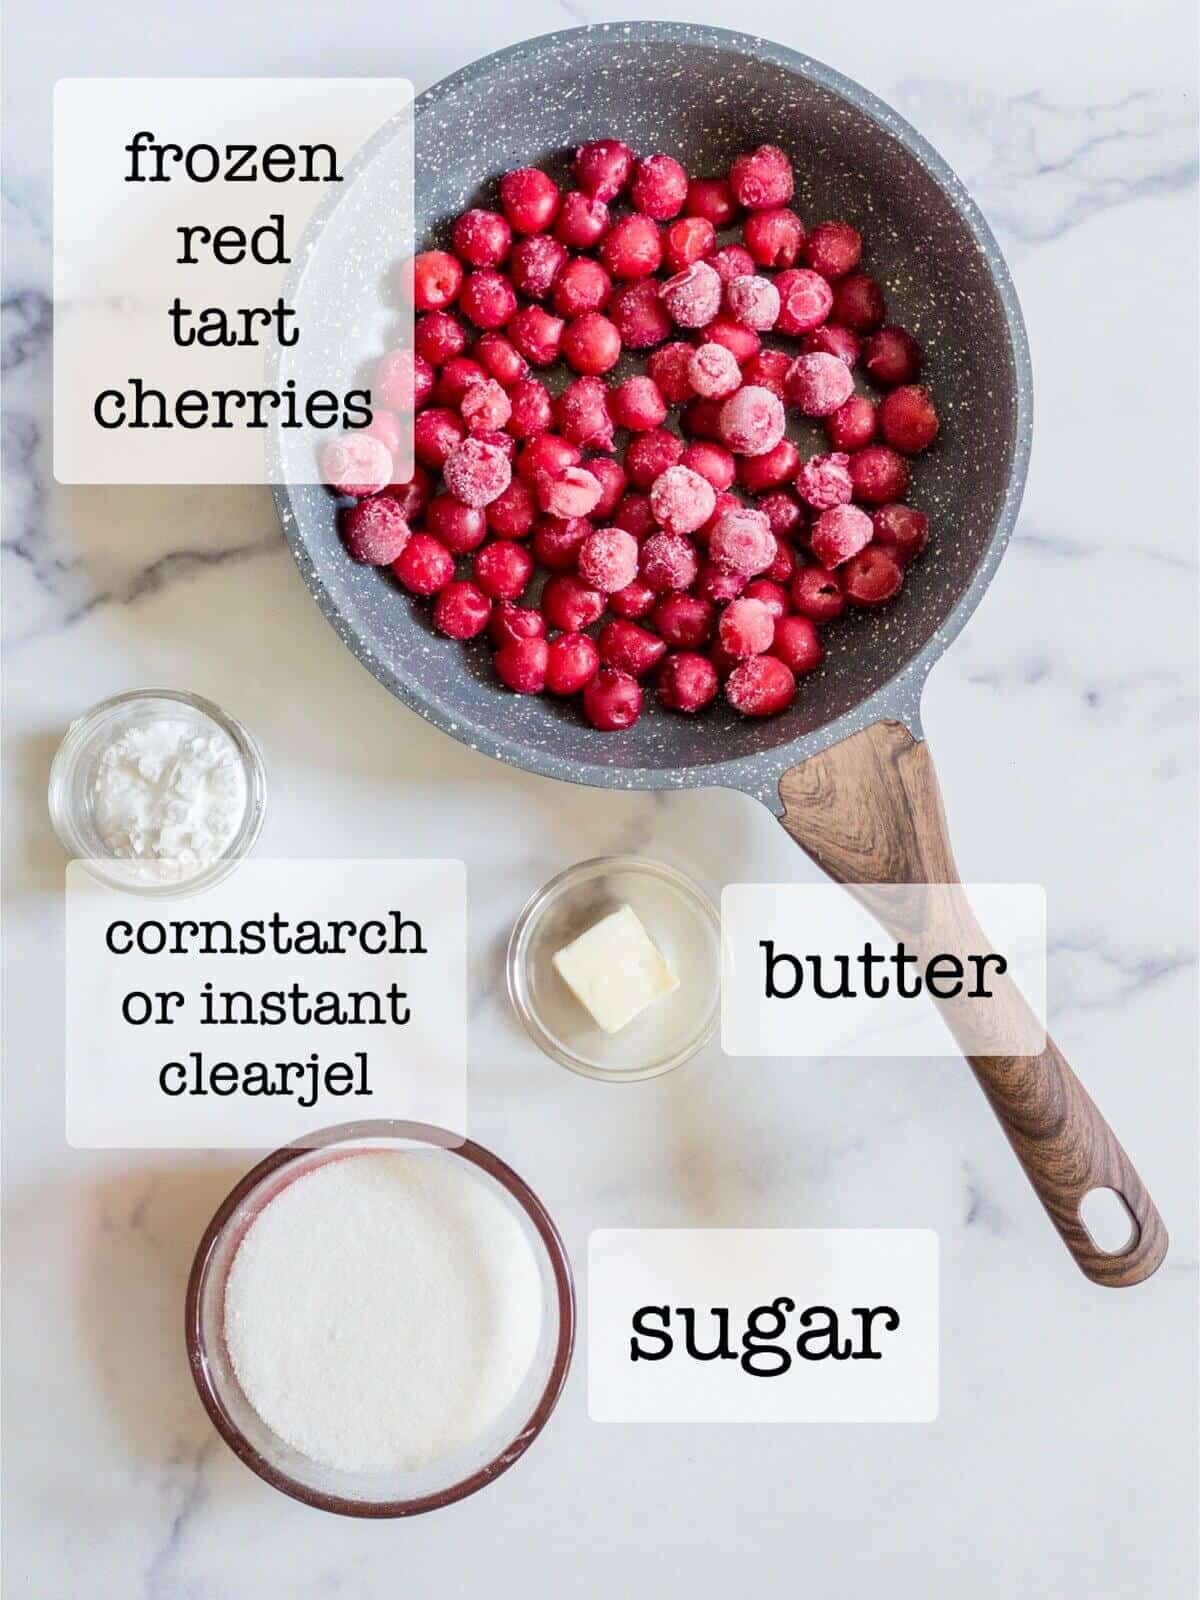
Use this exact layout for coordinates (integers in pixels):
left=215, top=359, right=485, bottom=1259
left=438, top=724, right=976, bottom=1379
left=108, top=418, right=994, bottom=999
left=273, top=23, right=1166, bottom=1288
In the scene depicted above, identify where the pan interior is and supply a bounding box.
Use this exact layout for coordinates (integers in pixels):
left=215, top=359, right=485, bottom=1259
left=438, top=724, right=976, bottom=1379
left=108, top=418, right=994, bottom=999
left=278, top=30, right=1022, bottom=778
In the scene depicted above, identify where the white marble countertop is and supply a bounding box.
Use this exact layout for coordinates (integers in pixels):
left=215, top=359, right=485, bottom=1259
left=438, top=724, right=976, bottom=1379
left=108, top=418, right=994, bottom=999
left=3, top=2, right=1197, bottom=1595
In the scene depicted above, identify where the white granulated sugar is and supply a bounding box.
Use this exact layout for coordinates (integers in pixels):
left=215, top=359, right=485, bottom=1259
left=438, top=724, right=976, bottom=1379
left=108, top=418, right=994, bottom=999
left=223, top=1152, right=544, bottom=1474
left=92, top=715, right=246, bottom=875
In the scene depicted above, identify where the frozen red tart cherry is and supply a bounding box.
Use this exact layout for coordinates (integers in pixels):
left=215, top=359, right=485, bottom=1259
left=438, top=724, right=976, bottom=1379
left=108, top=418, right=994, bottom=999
left=506, top=377, right=553, bottom=439
left=686, top=176, right=738, bottom=228
left=632, top=153, right=689, bottom=220
left=499, top=167, right=561, bottom=235
left=613, top=493, right=656, bottom=538
left=709, top=506, right=776, bottom=575
left=553, top=257, right=612, bottom=319
left=545, top=632, right=601, bottom=696
left=586, top=456, right=627, bottom=520
left=489, top=599, right=546, bottom=649
left=825, top=395, right=877, bottom=452
left=342, top=496, right=411, bottom=565
left=554, top=376, right=615, bottom=451
left=741, top=348, right=792, bottom=399
left=831, top=273, right=886, bottom=332
left=802, top=220, right=862, bottom=280
left=578, top=526, right=640, bottom=592
left=774, top=268, right=835, bottom=336
left=583, top=666, right=643, bottom=731
left=694, top=558, right=749, bottom=603
left=871, top=503, right=929, bottom=564
left=699, top=314, right=761, bottom=364
left=625, top=427, right=684, bottom=489
left=718, top=596, right=775, bottom=658
left=726, top=274, right=781, bottom=331
left=809, top=503, right=873, bottom=568
left=795, top=451, right=853, bottom=510
left=413, top=406, right=466, bottom=470
left=561, top=312, right=622, bottom=375
left=600, top=214, right=663, bottom=280
left=648, top=342, right=698, bottom=405
left=729, top=144, right=794, bottom=209
left=415, top=310, right=468, bottom=366
left=554, top=191, right=611, bottom=250
left=664, top=215, right=717, bottom=272
left=660, top=260, right=723, bottom=328
left=599, top=618, right=668, bottom=679
left=486, top=478, right=538, bottom=539
left=680, top=440, right=736, bottom=492
left=842, top=545, right=904, bottom=605
left=532, top=515, right=591, bottom=574
left=451, top=208, right=512, bottom=268
left=705, top=242, right=756, bottom=285
left=784, top=351, right=855, bottom=417
left=322, top=432, right=392, bottom=498
left=410, top=250, right=463, bottom=312
left=436, top=356, right=488, bottom=408
left=520, top=434, right=584, bottom=492
left=393, top=532, right=454, bottom=596
left=382, top=465, right=431, bottom=521
left=572, top=138, right=635, bottom=201
left=493, top=635, right=549, bottom=694
left=459, top=268, right=518, bottom=330
left=688, top=343, right=742, bottom=400
left=427, top=492, right=487, bottom=553
left=655, top=592, right=714, bottom=648
left=738, top=438, right=800, bottom=495
left=649, top=464, right=717, bottom=535
left=743, top=577, right=789, bottom=620
left=609, top=375, right=668, bottom=431
left=433, top=579, right=492, bottom=640
left=473, top=539, right=533, bottom=600
left=540, top=572, right=605, bottom=632
left=658, top=651, right=719, bottom=713
left=608, top=578, right=657, bottom=620
left=539, top=465, right=604, bottom=519
left=725, top=654, right=795, bottom=716
left=863, top=326, right=922, bottom=387
left=639, top=530, right=700, bottom=593
left=509, top=235, right=569, bottom=301
left=474, top=332, right=528, bottom=389
left=609, top=280, right=673, bottom=349
left=771, top=614, right=823, bottom=675
left=742, top=207, right=805, bottom=269
left=443, top=436, right=512, bottom=507
left=460, top=377, right=512, bottom=434
left=717, top=385, right=786, bottom=456
left=848, top=444, right=910, bottom=504
left=790, top=565, right=846, bottom=622
left=507, top=306, right=566, bottom=367
left=879, top=385, right=940, bottom=453
left=802, top=323, right=861, bottom=367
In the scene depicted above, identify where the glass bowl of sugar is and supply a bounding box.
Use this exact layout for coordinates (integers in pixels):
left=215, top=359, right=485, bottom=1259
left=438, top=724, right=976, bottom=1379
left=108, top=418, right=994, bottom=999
left=186, top=1121, right=575, bottom=1517
left=48, top=687, right=267, bottom=896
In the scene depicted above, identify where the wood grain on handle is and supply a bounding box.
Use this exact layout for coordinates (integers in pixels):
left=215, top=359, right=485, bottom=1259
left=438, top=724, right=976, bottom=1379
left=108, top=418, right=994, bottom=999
left=778, top=719, right=1168, bottom=1288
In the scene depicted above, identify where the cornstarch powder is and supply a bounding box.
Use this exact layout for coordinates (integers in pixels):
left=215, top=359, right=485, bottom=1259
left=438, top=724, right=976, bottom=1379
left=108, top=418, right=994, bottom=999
left=222, top=1151, right=544, bottom=1473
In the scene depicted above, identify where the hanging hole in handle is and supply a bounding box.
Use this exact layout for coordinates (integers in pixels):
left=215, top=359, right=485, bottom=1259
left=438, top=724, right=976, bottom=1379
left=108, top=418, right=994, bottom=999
left=1079, top=1187, right=1138, bottom=1255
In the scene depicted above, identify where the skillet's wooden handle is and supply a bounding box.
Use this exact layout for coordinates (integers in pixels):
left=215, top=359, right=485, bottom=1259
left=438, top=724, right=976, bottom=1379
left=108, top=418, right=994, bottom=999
left=777, top=720, right=1168, bottom=1288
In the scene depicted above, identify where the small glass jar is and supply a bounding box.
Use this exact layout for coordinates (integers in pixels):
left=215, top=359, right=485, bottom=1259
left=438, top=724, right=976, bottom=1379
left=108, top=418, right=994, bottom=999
left=507, top=855, right=721, bottom=1081
left=186, top=1121, right=575, bottom=1517
left=47, top=688, right=267, bottom=896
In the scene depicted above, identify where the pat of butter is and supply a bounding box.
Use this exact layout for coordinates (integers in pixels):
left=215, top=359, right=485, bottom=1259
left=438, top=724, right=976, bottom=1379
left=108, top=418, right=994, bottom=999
left=552, top=903, right=679, bottom=1034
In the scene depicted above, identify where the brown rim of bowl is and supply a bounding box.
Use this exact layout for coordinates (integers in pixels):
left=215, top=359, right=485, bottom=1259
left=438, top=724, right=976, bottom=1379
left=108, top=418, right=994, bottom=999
left=184, top=1118, right=577, bottom=1518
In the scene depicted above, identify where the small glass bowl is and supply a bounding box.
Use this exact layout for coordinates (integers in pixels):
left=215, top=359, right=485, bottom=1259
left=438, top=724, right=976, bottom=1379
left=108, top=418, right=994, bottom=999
left=47, top=688, right=267, bottom=896
left=507, top=855, right=721, bottom=1082
left=185, top=1120, right=575, bottom=1518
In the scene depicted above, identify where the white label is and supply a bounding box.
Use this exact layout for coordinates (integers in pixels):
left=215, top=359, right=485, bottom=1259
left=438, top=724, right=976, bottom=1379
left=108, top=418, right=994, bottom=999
left=588, top=1229, right=938, bottom=1423
left=53, top=78, right=413, bottom=484
left=65, top=859, right=465, bottom=1148
left=721, top=883, right=1046, bottom=1058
